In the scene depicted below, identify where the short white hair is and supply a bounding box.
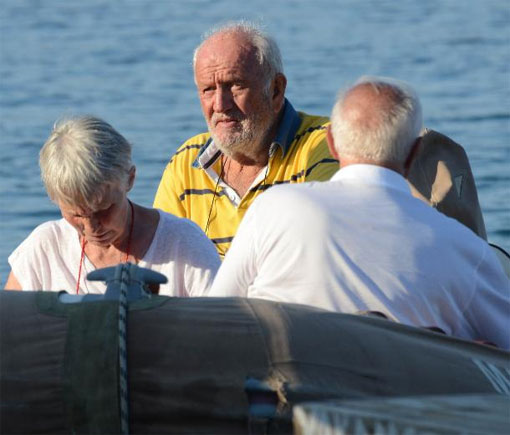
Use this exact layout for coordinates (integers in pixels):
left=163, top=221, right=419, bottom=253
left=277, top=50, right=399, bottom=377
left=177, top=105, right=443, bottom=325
left=193, top=20, right=283, bottom=87
left=39, top=116, right=133, bottom=208
left=330, top=76, right=423, bottom=165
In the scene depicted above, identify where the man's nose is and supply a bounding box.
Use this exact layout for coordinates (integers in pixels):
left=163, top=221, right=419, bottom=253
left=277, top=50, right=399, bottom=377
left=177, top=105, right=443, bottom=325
left=213, top=87, right=233, bottom=113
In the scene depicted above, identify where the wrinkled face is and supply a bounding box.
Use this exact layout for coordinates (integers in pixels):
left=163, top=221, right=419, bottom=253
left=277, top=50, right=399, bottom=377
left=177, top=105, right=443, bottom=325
left=194, top=33, right=276, bottom=157
left=59, top=184, right=130, bottom=247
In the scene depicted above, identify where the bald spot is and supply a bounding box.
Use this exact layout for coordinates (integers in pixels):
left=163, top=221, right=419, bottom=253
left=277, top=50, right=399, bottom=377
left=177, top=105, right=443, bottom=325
left=340, top=82, right=404, bottom=132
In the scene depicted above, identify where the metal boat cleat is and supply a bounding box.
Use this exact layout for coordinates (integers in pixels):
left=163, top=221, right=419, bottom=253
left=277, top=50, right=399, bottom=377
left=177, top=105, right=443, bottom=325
left=58, top=262, right=168, bottom=303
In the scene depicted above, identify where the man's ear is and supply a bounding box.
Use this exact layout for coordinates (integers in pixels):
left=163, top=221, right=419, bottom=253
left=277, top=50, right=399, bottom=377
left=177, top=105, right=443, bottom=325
left=127, top=166, right=136, bottom=192
left=326, top=125, right=339, bottom=160
left=404, top=137, right=421, bottom=178
left=272, top=73, right=287, bottom=113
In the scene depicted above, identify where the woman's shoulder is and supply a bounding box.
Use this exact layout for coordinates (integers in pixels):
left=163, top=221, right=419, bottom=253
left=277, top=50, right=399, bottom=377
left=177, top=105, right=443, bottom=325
left=9, top=218, right=75, bottom=265
left=25, top=218, right=74, bottom=244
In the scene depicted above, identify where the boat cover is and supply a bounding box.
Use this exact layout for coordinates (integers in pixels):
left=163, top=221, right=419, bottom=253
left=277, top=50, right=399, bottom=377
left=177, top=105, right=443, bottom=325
left=293, top=394, right=510, bottom=434
left=1, top=291, right=508, bottom=434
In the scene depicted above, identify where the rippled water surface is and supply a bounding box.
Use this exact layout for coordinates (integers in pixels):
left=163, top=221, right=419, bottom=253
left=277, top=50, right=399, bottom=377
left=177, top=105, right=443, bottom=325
left=1, top=0, right=509, bottom=285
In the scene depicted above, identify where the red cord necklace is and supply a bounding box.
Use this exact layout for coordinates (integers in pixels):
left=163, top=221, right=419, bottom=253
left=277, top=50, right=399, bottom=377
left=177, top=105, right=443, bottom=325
left=76, top=200, right=135, bottom=294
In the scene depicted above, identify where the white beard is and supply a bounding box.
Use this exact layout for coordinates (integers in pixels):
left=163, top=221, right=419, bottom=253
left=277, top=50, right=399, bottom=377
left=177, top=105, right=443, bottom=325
left=209, top=100, right=274, bottom=160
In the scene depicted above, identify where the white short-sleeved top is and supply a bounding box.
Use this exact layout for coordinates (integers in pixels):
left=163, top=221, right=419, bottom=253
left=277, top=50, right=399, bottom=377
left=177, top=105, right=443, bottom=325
left=8, top=210, right=220, bottom=296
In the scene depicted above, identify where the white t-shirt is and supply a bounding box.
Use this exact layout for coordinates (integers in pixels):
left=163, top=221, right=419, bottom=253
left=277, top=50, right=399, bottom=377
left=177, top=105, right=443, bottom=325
left=209, top=164, right=510, bottom=349
left=8, top=210, right=220, bottom=296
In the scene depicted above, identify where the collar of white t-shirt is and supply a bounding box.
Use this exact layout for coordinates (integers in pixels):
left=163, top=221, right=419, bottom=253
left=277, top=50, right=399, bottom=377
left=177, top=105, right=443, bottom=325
left=332, top=164, right=412, bottom=195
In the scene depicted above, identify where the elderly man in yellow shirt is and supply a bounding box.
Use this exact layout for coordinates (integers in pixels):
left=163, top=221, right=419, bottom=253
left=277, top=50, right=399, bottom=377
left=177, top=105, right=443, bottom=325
left=153, top=22, right=338, bottom=258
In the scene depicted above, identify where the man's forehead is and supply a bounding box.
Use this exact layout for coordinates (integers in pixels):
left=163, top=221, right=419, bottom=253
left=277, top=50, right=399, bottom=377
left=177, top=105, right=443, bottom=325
left=196, top=33, right=260, bottom=71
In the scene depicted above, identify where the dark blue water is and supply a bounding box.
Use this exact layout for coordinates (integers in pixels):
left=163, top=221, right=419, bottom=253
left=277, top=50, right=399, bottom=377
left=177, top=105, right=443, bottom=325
left=1, top=0, right=509, bottom=285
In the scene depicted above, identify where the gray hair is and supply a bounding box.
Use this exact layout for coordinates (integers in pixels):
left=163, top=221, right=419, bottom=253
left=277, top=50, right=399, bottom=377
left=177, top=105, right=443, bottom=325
left=39, top=116, right=133, bottom=208
left=193, top=20, right=284, bottom=87
left=330, top=76, right=423, bottom=165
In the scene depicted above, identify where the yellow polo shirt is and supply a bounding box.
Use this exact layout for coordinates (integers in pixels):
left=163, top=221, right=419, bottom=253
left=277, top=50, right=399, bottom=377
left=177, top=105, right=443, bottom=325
left=153, top=100, right=338, bottom=258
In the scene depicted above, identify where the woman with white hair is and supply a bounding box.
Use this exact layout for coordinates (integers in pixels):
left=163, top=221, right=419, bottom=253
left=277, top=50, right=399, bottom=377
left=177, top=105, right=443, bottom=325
left=4, top=116, right=220, bottom=295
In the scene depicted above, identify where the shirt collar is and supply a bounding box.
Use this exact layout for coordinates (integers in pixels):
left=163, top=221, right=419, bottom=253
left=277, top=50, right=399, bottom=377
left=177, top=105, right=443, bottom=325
left=332, top=164, right=412, bottom=195
left=271, top=99, right=301, bottom=157
left=192, top=137, right=218, bottom=169
left=193, top=98, right=300, bottom=169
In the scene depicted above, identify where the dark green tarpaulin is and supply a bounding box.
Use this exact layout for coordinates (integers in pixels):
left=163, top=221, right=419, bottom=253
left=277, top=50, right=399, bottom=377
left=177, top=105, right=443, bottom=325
left=1, top=291, right=508, bottom=434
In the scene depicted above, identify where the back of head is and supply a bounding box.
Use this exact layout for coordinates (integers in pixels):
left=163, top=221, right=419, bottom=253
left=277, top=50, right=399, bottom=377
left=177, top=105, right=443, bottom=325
left=193, top=20, right=283, bottom=86
left=39, top=116, right=132, bottom=208
left=330, top=76, right=423, bottom=167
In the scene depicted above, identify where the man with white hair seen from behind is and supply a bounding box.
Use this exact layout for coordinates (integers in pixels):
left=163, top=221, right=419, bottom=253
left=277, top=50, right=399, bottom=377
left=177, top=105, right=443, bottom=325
left=208, top=76, right=510, bottom=350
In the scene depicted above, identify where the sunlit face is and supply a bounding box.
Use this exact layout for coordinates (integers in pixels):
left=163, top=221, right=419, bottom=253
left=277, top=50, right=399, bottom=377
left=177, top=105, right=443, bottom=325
left=194, top=33, right=277, bottom=157
left=59, top=185, right=130, bottom=247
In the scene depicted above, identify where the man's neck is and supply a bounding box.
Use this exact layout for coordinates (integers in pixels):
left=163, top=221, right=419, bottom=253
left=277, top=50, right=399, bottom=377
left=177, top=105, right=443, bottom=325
left=227, top=144, right=270, bottom=167
left=221, top=155, right=267, bottom=198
